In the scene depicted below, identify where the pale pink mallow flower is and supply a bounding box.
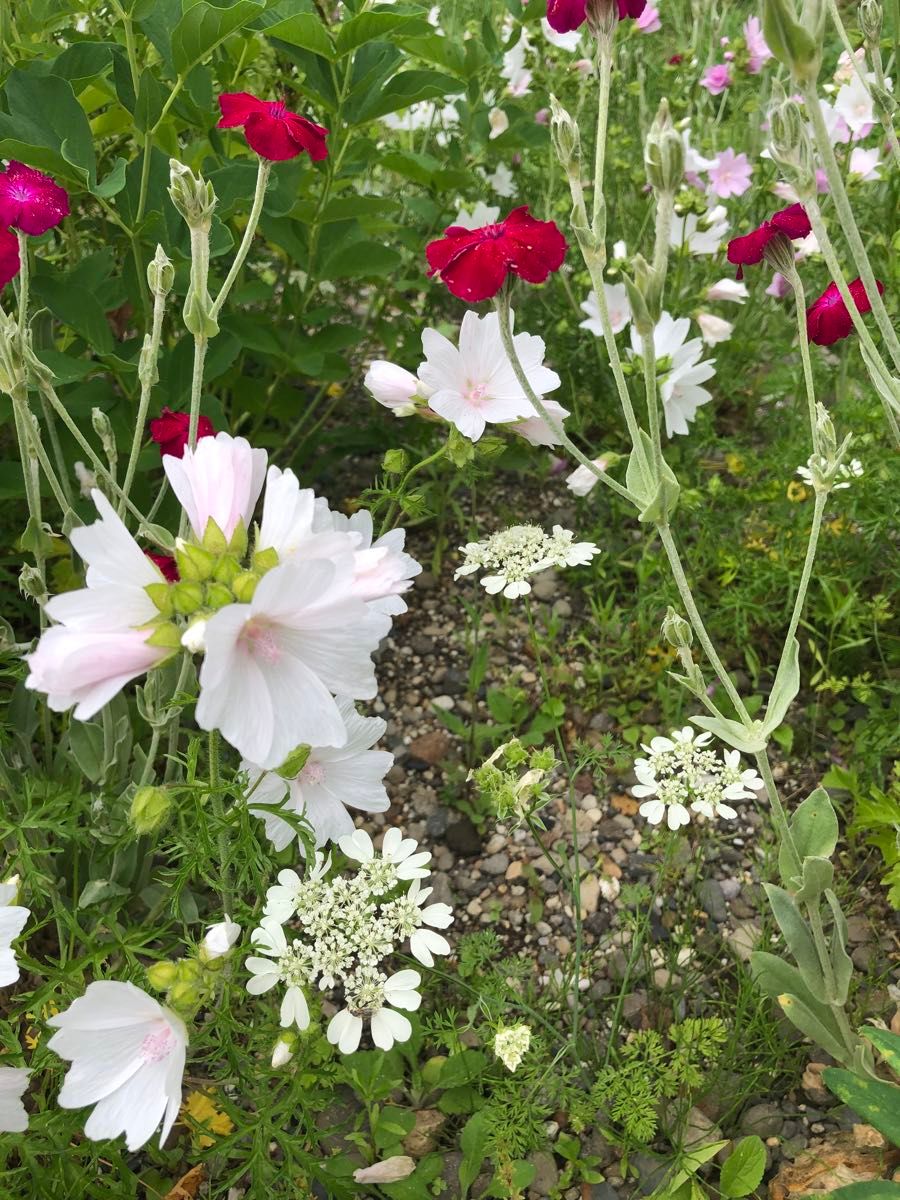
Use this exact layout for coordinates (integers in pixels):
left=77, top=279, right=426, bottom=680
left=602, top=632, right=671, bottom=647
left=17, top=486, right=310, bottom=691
left=743, top=16, right=772, bottom=73
left=47, top=982, right=187, bottom=1152
left=25, top=490, right=170, bottom=718
left=511, top=398, right=571, bottom=447
left=697, top=312, right=734, bottom=346
left=257, top=466, right=357, bottom=566
left=701, top=64, right=732, bottom=95
left=849, top=147, right=881, bottom=180
left=707, top=149, right=752, bottom=199
left=566, top=458, right=609, bottom=497
left=636, top=4, right=660, bottom=32
left=313, top=502, right=421, bottom=615
left=363, top=361, right=419, bottom=415
left=195, top=558, right=390, bottom=766
left=164, top=432, right=267, bottom=543
left=706, top=278, right=749, bottom=303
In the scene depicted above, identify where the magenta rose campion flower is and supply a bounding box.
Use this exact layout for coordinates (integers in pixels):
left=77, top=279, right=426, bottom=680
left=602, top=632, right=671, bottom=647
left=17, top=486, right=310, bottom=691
left=546, top=0, right=646, bottom=34
left=806, top=277, right=884, bottom=346
left=217, top=93, right=329, bottom=162
left=0, top=227, right=20, bottom=288
left=0, top=162, right=69, bottom=235
left=726, top=204, right=811, bottom=279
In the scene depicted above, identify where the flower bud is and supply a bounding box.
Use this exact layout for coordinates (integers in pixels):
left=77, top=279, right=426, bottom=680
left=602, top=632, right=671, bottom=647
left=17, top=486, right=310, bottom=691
left=18, top=564, right=46, bottom=604
left=251, top=546, right=278, bottom=575
left=768, top=87, right=815, bottom=191
left=145, top=621, right=184, bottom=651
left=763, top=0, right=822, bottom=83
left=168, top=160, right=217, bottom=231
left=271, top=1032, right=297, bottom=1068
left=171, top=580, right=204, bottom=615
left=91, top=408, right=117, bottom=466
left=859, top=0, right=882, bottom=41
left=586, top=0, right=619, bottom=40
left=622, top=262, right=654, bottom=337
left=276, top=744, right=311, bottom=779
left=199, top=917, right=240, bottom=963
left=815, top=402, right=837, bottom=462
left=147, top=245, right=175, bottom=297
left=168, top=978, right=203, bottom=1015
left=231, top=571, right=258, bottom=603
left=549, top=95, right=581, bottom=177
left=146, top=960, right=179, bottom=990
left=213, top=553, right=242, bottom=586
left=382, top=448, right=408, bottom=475
left=205, top=582, right=233, bottom=610
left=661, top=607, right=693, bottom=650
left=145, top=582, right=175, bottom=617
left=644, top=99, right=684, bottom=195
left=130, top=786, right=172, bottom=833
left=180, top=619, right=208, bottom=654
left=175, top=540, right=215, bottom=583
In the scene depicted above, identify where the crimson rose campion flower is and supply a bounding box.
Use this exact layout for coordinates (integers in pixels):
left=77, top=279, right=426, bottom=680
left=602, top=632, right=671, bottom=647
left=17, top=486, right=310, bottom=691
left=726, top=204, right=810, bottom=279
left=426, top=206, right=567, bottom=303
left=149, top=408, right=215, bottom=459
left=0, top=161, right=69, bottom=235
left=217, top=93, right=329, bottom=162
left=806, top=277, right=884, bottom=346
left=0, top=227, right=19, bottom=289
left=546, top=0, right=646, bottom=34
left=145, top=552, right=179, bottom=582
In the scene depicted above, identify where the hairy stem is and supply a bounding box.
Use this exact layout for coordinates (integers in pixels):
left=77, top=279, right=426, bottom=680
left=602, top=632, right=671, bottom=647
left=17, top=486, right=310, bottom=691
left=210, top=157, right=271, bottom=320
left=120, top=274, right=169, bottom=513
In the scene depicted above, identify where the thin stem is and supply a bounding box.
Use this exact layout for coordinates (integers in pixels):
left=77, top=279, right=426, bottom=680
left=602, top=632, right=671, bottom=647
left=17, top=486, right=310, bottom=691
left=494, top=294, right=640, bottom=508
left=753, top=751, right=798, bottom=877
left=639, top=330, right=663, bottom=477
left=779, top=489, right=826, bottom=680
left=379, top=442, right=448, bottom=535
left=38, top=392, right=75, bottom=508
left=15, top=231, right=29, bottom=348
left=120, top=280, right=168, bottom=513
left=14, top=396, right=70, bottom=515
left=210, top=158, right=271, bottom=320
left=805, top=901, right=860, bottom=1058
left=786, top=268, right=818, bottom=447
left=802, top=78, right=900, bottom=373
left=187, top=336, right=208, bottom=450
left=591, top=38, right=613, bottom=238
left=163, top=654, right=193, bottom=783
left=208, top=729, right=233, bottom=915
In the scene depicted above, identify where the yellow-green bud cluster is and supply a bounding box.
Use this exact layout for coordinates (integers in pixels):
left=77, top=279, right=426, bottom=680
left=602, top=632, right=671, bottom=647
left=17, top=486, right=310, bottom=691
left=130, top=785, right=172, bottom=834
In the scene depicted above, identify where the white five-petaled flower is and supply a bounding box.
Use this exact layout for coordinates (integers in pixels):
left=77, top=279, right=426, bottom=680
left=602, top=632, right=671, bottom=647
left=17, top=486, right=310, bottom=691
left=195, top=558, right=390, bottom=767
left=47, top=981, right=187, bottom=1152
left=245, top=917, right=313, bottom=1030
left=631, top=726, right=764, bottom=830
left=0, top=878, right=28, bottom=988
left=0, top=1068, right=29, bottom=1133
left=24, top=490, right=169, bottom=720
left=327, top=968, right=422, bottom=1053
left=579, top=284, right=631, bottom=336
left=510, top=397, right=571, bottom=447
left=631, top=313, right=716, bottom=438
left=417, top=310, right=560, bottom=442
left=340, top=827, right=432, bottom=884
left=164, top=431, right=267, bottom=543
left=244, top=699, right=392, bottom=852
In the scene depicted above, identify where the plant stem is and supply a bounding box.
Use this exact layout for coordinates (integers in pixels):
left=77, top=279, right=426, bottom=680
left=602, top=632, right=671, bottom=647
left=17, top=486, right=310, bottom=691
left=591, top=38, right=613, bottom=239
left=380, top=442, right=448, bottom=535
left=639, top=329, right=663, bottom=477
left=120, top=274, right=169, bottom=513
left=805, top=900, right=861, bottom=1058
left=15, top=231, right=29, bottom=348
left=210, top=158, right=271, bottom=320
left=13, top=395, right=70, bottom=515
left=802, top=78, right=900, bottom=374
left=494, top=294, right=640, bottom=508
left=187, top=336, right=208, bottom=450
left=786, top=268, right=818, bottom=447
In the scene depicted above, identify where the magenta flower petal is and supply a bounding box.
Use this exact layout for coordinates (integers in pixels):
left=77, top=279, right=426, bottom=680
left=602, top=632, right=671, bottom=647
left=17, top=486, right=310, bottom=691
left=806, top=277, right=884, bottom=346
left=546, top=0, right=587, bottom=32
left=217, top=91, right=268, bottom=128
left=0, top=227, right=20, bottom=288
left=216, top=92, right=329, bottom=162
left=0, top=162, right=69, bottom=236
left=770, top=203, right=811, bottom=241
left=618, top=0, right=647, bottom=15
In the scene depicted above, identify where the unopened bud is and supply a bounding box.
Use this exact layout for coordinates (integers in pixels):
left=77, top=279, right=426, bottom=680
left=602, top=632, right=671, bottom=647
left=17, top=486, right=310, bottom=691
left=382, top=448, right=408, bottom=475
left=549, top=95, right=581, bottom=176
left=769, top=88, right=815, bottom=190
left=859, top=0, right=882, bottom=41
left=168, top=160, right=217, bottom=230
left=180, top=618, right=208, bottom=654
left=815, top=402, right=837, bottom=461
left=91, top=408, right=117, bottom=466
left=763, top=0, right=823, bottom=82
left=175, top=540, right=215, bottom=583
left=231, top=571, right=258, bottom=603
left=171, top=580, right=204, bottom=615
left=19, top=564, right=46, bottom=603
left=661, top=607, right=693, bottom=650
left=199, top=917, right=240, bottom=962
left=272, top=1032, right=297, bottom=1068
left=147, top=245, right=175, bottom=297
left=644, top=99, right=684, bottom=195
left=622, top=262, right=654, bottom=337
left=130, top=785, right=172, bottom=833
left=146, top=960, right=179, bottom=990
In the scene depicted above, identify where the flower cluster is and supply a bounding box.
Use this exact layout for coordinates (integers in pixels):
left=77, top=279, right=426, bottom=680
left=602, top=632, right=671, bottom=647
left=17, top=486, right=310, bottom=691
left=493, top=1024, right=532, bottom=1072
left=470, top=739, right=558, bottom=827
left=0, top=161, right=69, bottom=289
left=247, top=830, right=453, bottom=1053
left=796, top=455, right=863, bottom=490
left=631, top=727, right=764, bottom=830
left=455, top=523, right=600, bottom=599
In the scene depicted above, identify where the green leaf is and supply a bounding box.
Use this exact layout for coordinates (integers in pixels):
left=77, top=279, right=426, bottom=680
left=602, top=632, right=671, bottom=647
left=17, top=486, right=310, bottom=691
left=78, top=878, right=129, bottom=908
left=824, top=889, right=852, bottom=1007
left=862, top=1027, right=900, bottom=1074
left=134, top=68, right=167, bottom=133
left=459, top=1111, right=490, bottom=1199
left=68, top=721, right=106, bottom=783
left=334, top=11, right=424, bottom=56
left=656, top=1141, right=729, bottom=1198
left=0, top=70, right=96, bottom=188
left=264, top=12, right=334, bottom=59
left=720, top=1136, right=766, bottom=1199
left=350, top=69, right=463, bottom=124
left=321, top=240, right=402, bottom=280
left=763, top=636, right=800, bottom=734
left=171, top=0, right=265, bottom=75
left=30, top=275, right=115, bottom=355
left=764, top=883, right=827, bottom=1003
left=830, top=1184, right=900, bottom=1200
left=822, top=1068, right=900, bottom=1145
left=778, top=993, right=848, bottom=1062
left=790, top=787, right=839, bottom=861
left=793, top=856, right=834, bottom=903
left=93, top=157, right=128, bottom=199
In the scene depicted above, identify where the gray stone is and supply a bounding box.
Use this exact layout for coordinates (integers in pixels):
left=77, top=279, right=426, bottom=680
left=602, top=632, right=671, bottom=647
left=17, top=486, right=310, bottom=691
left=528, top=1150, right=559, bottom=1198
left=589, top=1185, right=620, bottom=1200
left=740, top=1102, right=784, bottom=1138
left=426, top=807, right=450, bottom=837
left=446, top=815, right=482, bottom=856
left=632, top=1153, right=667, bottom=1195
left=698, top=879, right=728, bottom=923
left=481, top=852, right=510, bottom=876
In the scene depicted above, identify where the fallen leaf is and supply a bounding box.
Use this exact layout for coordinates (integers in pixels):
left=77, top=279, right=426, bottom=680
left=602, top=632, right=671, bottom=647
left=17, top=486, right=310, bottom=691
left=610, top=794, right=638, bottom=815
left=164, top=1165, right=205, bottom=1200
left=354, top=1156, right=416, bottom=1184
left=769, top=1130, right=898, bottom=1199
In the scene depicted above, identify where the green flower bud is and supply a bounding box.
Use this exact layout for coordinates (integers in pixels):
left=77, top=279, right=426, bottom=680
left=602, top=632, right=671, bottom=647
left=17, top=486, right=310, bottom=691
left=176, top=958, right=203, bottom=983
left=205, top=582, right=234, bottom=610
left=228, top=519, right=249, bottom=559
left=91, top=408, right=117, bottom=466
left=171, top=581, right=204, bottom=615
left=201, top=518, right=229, bottom=556
left=145, top=621, right=184, bottom=651
left=19, top=564, right=47, bottom=603
left=763, top=0, right=822, bottom=83
left=769, top=87, right=815, bottom=191
left=644, top=99, right=683, bottom=195
left=131, top=786, right=172, bottom=834
left=549, top=95, right=581, bottom=176
left=232, top=571, right=258, bottom=603
left=147, top=245, right=175, bottom=298
left=859, top=0, right=882, bottom=41
left=382, top=448, right=408, bottom=475
left=277, top=744, right=311, bottom=779
left=146, top=960, right=179, bottom=990
left=251, top=546, right=279, bottom=575
left=183, top=286, right=219, bottom=338
left=175, top=541, right=215, bottom=583
left=622, top=262, right=654, bottom=337
left=661, top=607, right=693, bottom=649
left=168, top=159, right=217, bottom=231
left=167, top=978, right=203, bottom=1016
left=145, top=582, right=174, bottom=616
left=213, top=553, right=242, bottom=586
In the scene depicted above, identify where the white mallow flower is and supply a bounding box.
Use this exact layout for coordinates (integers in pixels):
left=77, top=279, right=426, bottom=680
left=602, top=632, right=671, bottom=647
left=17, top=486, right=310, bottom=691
left=631, top=726, right=764, bottom=829
left=511, top=398, right=571, bottom=447
left=244, top=699, right=392, bottom=852
left=163, top=431, right=267, bottom=543
left=486, top=163, right=515, bottom=197
left=312, top=503, right=421, bottom=616
left=382, top=878, right=453, bottom=967
left=417, top=310, right=560, bottom=442
left=579, top=283, right=631, bottom=336
left=199, top=917, right=240, bottom=961
left=195, top=558, right=390, bottom=767
left=834, top=73, right=875, bottom=134
left=454, top=201, right=501, bottom=230
left=24, top=490, right=169, bottom=719
left=363, top=361, right=420, bottom=415
left=327, top=967, right=422, bottom=1053
left=706, top=278, right=749, bottom=304
left=849, top=147, right=881, bottom=180
left=455, top=524, right=599, bottom=599
left=0, top=878, right=28, bottom=987
left=696, top=312, right=733, bottom=346
left=631, top=313, right=716, bottom=438
left=256, top=466, right=357, bottom=566
left=0, top=1068, right=29, bottom=1133
left=340, top=827, right=432, bottom=885
left=493, top=1024, right=532, bottom=1072
left=566, top=458, right=608, bottom=497
left=47, top=981, right=187, bottom=1152
left=488, top=107, right=509, bottom=139
left=245, top=917, right=313, bottom=1030
left=669, top=207, right=729, bottom=255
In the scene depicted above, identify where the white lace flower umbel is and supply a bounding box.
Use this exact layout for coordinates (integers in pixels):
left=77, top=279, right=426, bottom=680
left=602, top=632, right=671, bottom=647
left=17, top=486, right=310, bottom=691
left=454, top=524, right=600, bottom=599
left=631, top=726, right=764, bottom=830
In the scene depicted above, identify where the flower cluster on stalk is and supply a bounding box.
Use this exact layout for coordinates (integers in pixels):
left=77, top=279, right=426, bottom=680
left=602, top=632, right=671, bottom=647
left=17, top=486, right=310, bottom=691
left=247, top=830, right=453, bottom=1053
left=455, top=523, right=599, bottom=599
left=631, top=727, right=764, bottom=830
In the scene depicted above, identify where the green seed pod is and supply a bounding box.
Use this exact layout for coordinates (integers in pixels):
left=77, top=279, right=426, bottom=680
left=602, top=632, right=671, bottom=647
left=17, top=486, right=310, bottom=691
left=130, top=786, right=172, bottom=834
